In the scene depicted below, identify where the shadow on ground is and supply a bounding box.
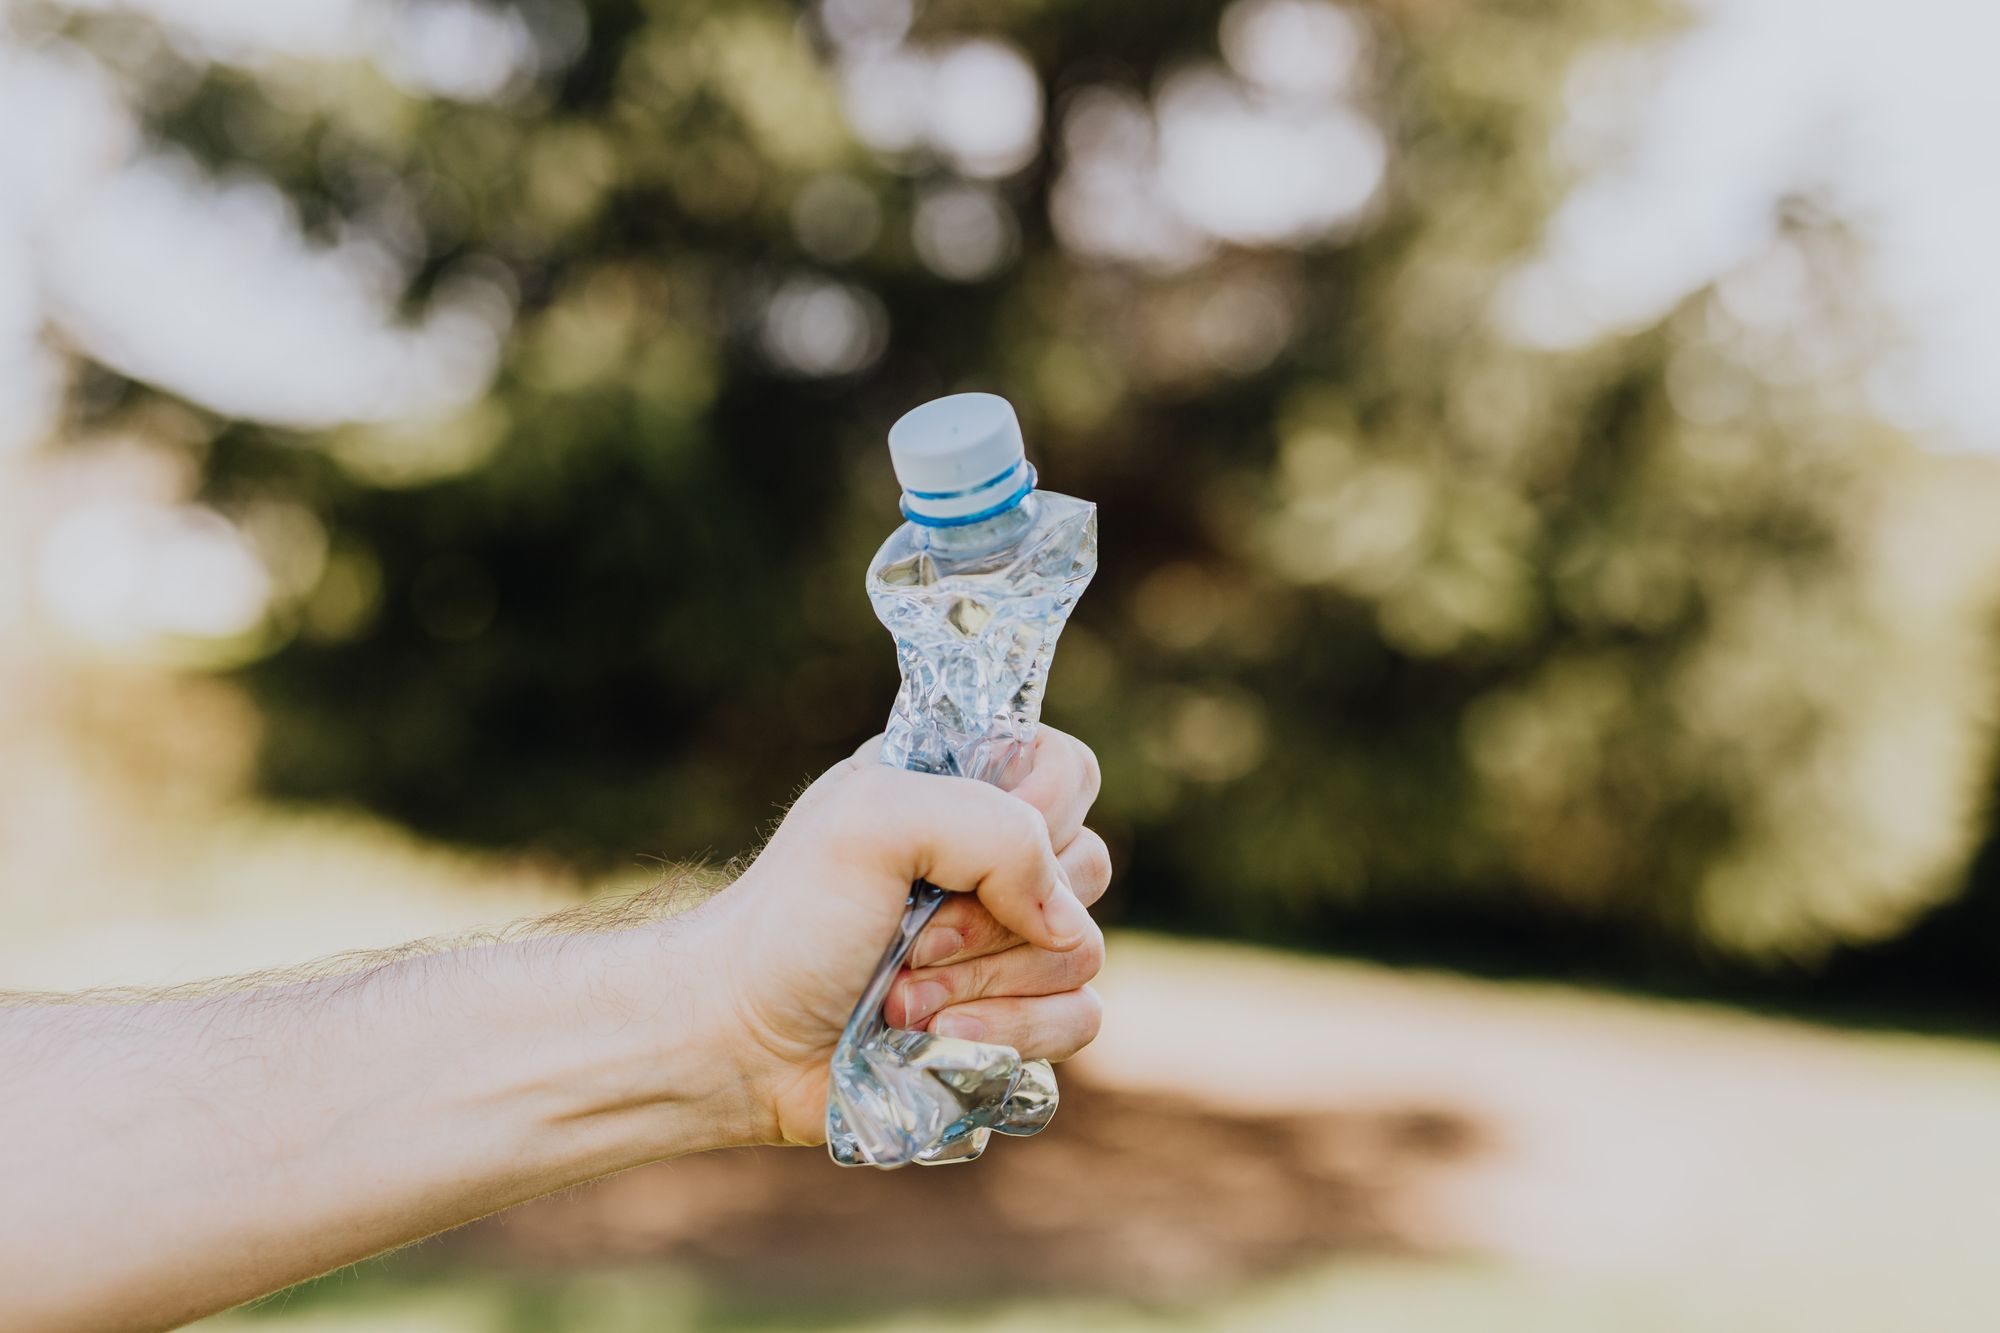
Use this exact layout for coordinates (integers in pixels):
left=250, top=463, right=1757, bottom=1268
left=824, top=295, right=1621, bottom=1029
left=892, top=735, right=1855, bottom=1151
left=438, top=1073, right=1487, bottom=1308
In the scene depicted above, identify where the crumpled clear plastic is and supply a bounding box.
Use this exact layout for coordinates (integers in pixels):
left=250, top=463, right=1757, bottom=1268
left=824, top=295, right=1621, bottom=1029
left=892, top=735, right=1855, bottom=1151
left=828, top=490, right=1096, bottom=1168
left=826, top=879, right=1059, bottom=1167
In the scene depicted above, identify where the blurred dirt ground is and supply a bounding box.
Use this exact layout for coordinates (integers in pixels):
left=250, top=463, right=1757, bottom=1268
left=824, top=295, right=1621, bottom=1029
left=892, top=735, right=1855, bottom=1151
left=424, top=934, right=2000, bottom=1327
left=184, top=931, right=2000, bottom=1332
left=443, top=1074, right=1482, bottom=1305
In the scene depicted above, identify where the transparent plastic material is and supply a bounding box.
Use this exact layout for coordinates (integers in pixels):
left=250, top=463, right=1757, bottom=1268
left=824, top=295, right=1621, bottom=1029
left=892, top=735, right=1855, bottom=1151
left=827, top=489, right=1098, bottom=1168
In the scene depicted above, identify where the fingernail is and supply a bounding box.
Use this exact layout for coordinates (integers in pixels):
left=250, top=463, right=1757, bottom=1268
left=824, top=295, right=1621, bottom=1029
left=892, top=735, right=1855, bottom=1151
left=1043, top=881, right=1091, bottom=950
left=911, top=927, right=961, bottom=969
left=900, top=979, right=950, bottom=1025
left=934, top=1013, right=985, bottom=1041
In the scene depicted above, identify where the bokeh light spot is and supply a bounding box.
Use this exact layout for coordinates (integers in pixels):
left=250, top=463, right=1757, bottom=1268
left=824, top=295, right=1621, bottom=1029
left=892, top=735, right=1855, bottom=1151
left=759, top=274, right=888, bottom=378
left=912, top=183, right=1018, bottom=282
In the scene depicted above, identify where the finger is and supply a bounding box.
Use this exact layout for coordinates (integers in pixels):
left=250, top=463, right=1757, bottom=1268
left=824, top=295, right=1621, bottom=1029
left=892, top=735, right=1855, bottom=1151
left=909, top=895, right=1013, bottom=969
left=829, top=766, right=1091, bottom=952
left=794, top=738, right=886, bottom=803
left=1007, top=726, right=1101, bottom=852
left=886, top=923, right=1106, bottom=1028
left=908, top=826, right=1111, bottom=967
left=928, top=986, right=1104, bottom=1063
left=1058, top=827, right=1113, bottom=909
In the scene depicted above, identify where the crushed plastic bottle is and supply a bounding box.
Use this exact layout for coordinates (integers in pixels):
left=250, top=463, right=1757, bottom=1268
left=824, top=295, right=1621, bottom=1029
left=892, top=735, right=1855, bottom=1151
left=827, top=392, right=1098, bottom=1168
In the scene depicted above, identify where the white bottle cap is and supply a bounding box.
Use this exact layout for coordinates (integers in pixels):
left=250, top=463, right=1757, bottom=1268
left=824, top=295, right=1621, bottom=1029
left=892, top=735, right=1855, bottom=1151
left=888, top=392, right=1036, bottom=526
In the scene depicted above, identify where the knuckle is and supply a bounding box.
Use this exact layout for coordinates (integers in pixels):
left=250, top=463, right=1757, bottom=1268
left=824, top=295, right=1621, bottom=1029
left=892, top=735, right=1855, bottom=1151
left=1075, top=986, right=1105, bottom=1043
left=1079, top=829, right=1113, bottom=888
left=963, top=952, right=998, bottom=999
left=999, top=794, right=1051, bottom=861
left=1072, top=737, right=1102, bottom=802
left=817, top=772, right=888, bottom=846
left=1059, top=829, right=1113, bottom=907
left=823, top=766, right=936, bottom=865
left=828, top=760, right=893, bottom=813
left=1040, top=988, right=1104, bottom=1063
left=933, top=893, right=983, bottom=930
left=974, top=1005, right=1016, bottom=1045
left=1068, top=924, right=1106, bottom=984
left=937, top=898, right=1013, bottom=958
left=955, top=910, right=1004, bottom=957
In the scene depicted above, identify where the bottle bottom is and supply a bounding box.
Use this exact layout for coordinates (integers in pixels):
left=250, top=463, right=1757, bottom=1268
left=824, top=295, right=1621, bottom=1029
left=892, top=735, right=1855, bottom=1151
left=826, top=880, right=1061, bottom=1168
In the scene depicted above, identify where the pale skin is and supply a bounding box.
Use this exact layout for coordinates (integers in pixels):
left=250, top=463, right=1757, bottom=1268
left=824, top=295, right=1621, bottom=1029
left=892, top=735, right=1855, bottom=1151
left=0, top=728, right=1112, bottom=1333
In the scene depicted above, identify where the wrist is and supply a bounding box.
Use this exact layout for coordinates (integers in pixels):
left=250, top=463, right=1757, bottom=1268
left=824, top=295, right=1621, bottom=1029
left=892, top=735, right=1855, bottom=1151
left=539, top=914, right=768, bottom=1164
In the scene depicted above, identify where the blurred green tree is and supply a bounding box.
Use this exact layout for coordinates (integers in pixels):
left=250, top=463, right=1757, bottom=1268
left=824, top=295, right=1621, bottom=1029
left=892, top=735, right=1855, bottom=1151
left=49, top=0, right=2000, bottom=970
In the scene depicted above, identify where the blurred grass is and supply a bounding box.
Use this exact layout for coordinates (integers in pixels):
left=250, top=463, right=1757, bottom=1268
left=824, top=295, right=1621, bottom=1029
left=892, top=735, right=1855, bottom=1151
left=200, top=1246, right=2000, bottom=1333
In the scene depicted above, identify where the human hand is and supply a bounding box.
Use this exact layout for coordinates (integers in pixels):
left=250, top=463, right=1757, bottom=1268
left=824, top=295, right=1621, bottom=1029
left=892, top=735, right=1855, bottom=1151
left=688, top=727, right=1112, bottom=1148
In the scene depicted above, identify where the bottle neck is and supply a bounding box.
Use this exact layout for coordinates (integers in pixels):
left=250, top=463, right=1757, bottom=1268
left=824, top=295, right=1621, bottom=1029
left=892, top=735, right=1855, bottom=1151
left=899, top=459, right=1037, bottom=527
left=913, top=492, right=1037, bottom=558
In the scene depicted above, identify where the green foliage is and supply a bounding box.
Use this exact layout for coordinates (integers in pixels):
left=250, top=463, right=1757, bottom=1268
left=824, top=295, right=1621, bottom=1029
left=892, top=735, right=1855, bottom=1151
left=72, top=0, right=2000, bottom=965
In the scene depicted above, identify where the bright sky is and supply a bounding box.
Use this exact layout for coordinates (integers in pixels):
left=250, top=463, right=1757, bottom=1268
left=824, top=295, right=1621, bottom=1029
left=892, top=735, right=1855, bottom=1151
left=2, top=0, right=1999, bottom=451
left=0, top=0, right=539, bottom=453
left=1500, top=0, right=2000, bottom=449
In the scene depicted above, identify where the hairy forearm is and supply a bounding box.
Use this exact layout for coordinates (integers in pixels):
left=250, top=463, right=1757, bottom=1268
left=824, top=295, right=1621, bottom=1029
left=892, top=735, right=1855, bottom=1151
left=0, top=912, right=750, bottom=1333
